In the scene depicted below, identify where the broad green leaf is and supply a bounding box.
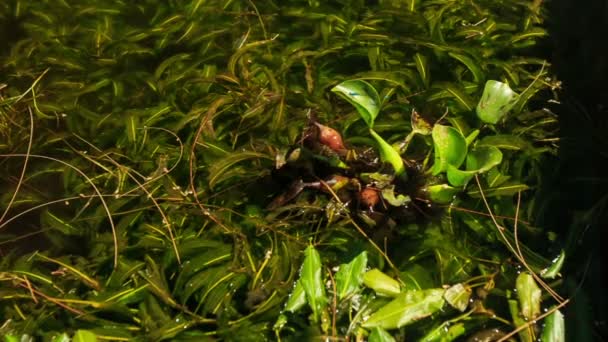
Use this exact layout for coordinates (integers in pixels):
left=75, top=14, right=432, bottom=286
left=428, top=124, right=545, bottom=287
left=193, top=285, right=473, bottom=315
left=478, top=134, right=529, bottom=150
left=508, top=299, right=534, bottom=342
left=446, top=165, right=476, bottom=188
left=362, top=289, right=445, bottom=329
left=370, top=129, right=405, bottom=175
left=476, top=80, right=519, bottom=124
left=300, top=245, right=327, bottom=322
left=448, top=52, right=483, bottom=83
left=73, top=330, right=97, bottom=342
left=541, top=309, right=565, bottom=342
left=414, top=53, right=430, bottom=87
left=363, top=269, right=401, bottom=297
left=332, top=80, right=381, bottom=128
left=335, top=251, right=368, bottom=300
left=425, top=184, right=459, bottom=204
left=431, top=124, right=467, bottom=175
left=381, top=185, right=411, bottom=206
left=465, top=146, right=502, bottom=176
left=3, top=336, right=19, bottom=342
left=369, top=327, right=396, bottom=342
left=516, top=272, right=542, bottom=320
left=540, top=250, right=565, bottom=279
left=443, top=283, right=471, bottom=312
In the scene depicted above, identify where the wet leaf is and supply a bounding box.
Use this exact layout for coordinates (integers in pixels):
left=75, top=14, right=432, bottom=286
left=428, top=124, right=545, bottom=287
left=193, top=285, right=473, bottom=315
left=369, top=327, right=396, bottom=342
left=476, top=80, right=519, bottom=124
left=332, top=80, right=381, bottom=128
left=431, top=124, right=467, bottom=175
left=335, top=251, right=368, bottom=300
left=370, top=129, right=405, bottom=175
left=425, top=184, right=460, bottom=204
left=362, top=289, right=445, bottom=329
left=420, top=322, right=466, bottom=342
left=540, top=250, right=565, bottom=279
left=443, top=283, right=471, bottom=312
left=508, top=299, right=534, bottom=342
left=300, top=245, right=327, bottom=322
left=446, top=146, right=503, bottom=187
left=363, top=269, right=402, bottom=297
left=541, top=309, right=565, bottom=342
left=381, top=185, right=411, bottom=206
left=516, top=272, right=542, bottom=320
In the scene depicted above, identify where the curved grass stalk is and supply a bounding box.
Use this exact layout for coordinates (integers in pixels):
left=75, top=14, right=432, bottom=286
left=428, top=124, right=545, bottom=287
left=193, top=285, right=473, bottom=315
left=0, top=107, right=34, bottom=223
left=474, top=175, right=564, bottom=304
left=0, top=153, right=118, bottom=268
left=72, top=137, right=183, bottom=264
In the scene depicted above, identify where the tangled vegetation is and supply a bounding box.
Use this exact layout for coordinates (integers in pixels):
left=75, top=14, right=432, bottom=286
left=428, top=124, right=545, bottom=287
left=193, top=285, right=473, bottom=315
left=1, top=0, right=566, bottom=341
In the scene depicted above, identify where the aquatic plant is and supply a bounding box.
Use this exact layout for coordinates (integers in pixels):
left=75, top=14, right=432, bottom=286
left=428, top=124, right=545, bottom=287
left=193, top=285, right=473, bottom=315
left=1, top=0, right=566, bottom=340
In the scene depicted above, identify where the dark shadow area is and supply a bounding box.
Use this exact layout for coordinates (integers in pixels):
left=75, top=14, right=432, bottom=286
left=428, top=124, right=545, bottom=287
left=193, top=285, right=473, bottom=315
left=545, top=0, right=608, bottom=340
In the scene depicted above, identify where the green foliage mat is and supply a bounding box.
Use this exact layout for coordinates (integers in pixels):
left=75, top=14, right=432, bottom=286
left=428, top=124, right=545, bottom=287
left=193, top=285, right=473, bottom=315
left=1, top=0, right=566, bottom=340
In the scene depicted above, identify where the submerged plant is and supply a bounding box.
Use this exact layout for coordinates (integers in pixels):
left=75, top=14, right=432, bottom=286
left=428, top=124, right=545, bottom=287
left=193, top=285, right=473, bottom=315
left=0, top=0, right=566, bottom=341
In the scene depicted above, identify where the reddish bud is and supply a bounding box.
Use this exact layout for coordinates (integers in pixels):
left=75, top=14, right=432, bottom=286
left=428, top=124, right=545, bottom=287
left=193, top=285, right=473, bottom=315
left=314, top=122, right=346, bottom=152
left=359, top=187, right=379, bottom=209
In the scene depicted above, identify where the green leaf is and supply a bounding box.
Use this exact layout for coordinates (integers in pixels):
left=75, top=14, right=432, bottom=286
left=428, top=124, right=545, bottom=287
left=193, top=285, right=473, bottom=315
left=420, top=322, right=466, bottom=342
left=284, top=280, right=306, bottom=312
left=443, top=283, right=471, bottom=312
left=414, top=53, right=430, bottom=87
left=448, top=52, right=484, bottom=83
left=381, top=185, right=411, bottom=206
left=362, top=289, right=445, bottom=329
left=369, top=327, right=396, bottom=342
left=467, top=182, right=529, bottom=198
left=431, top=124, right=467, bottom=175
left=540, top=250, right=565, bottom=279
left=425, top=184, right=459, bottom=204
left=208, top=151, right=272, bottom=189
left=446, top=166, right=476, bottom=188
left=516, top=272, right=542, bottom=320
left=73, top=330, right=97, bottom=342
left=541, top=309, right=565, bottom=342
left=363, top=269, right=402, bottom=297
left=476, top=80, right=519, bottom=124
left=332, top=80, right=381, bottom=128
left=335, top=251, right=368, bottom=300
left=370, top=129, right=405, bottom=175
left=51, top=334, right=70, bottom=342
left=508, top=299, right=534, bottom=342
left=477, top=134, right=529, bottom=150
left=465, top=129, right=479, bottom=147
left=466, top=146, right=502, bottom=173
left=300, top=245, right=327, bottom=322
